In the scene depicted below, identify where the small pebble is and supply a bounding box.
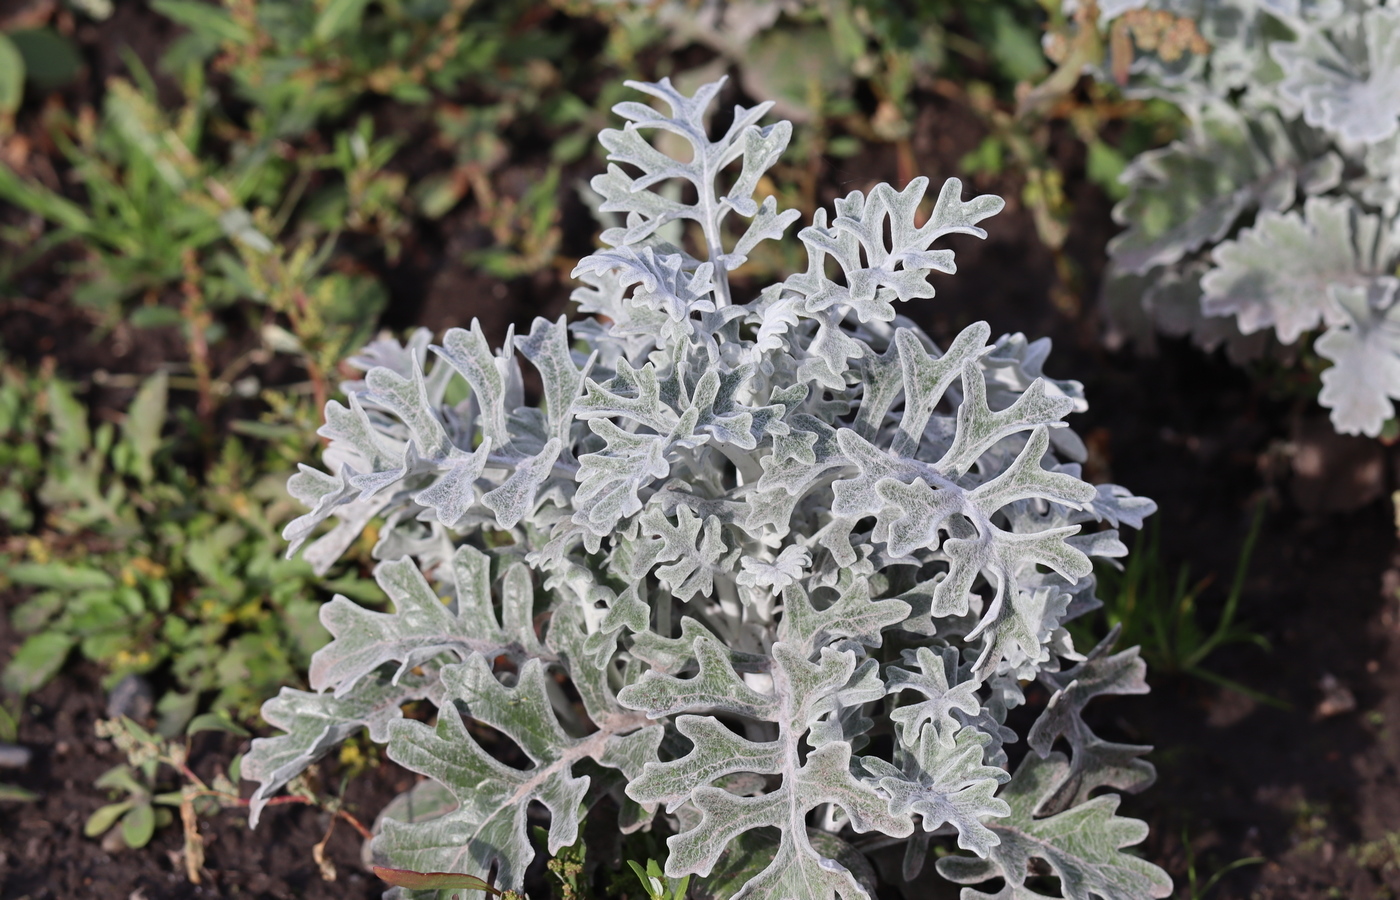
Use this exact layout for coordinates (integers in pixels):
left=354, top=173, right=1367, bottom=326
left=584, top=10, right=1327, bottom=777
left=0, top=744, right=31, bottom=769
left=1317, top=672, right=1357, bottom=718
left=106, top=674, right=154, bottom=722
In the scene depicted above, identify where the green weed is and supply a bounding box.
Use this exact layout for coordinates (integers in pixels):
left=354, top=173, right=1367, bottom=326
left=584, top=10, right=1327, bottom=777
left=628, top=859, right=691, bottom=900
left=0, top=362, right=376, bottom=733
left=88, top=714, right=369, bottom=883
left=1180, top=828, right=1264, bottom=900
left=1074, top=502, right=1283, bottom=707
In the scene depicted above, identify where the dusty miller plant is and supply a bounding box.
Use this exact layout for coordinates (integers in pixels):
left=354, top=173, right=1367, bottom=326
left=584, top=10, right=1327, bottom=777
left=244, top=77, right=1171, bottom=900
left=1093, top=0, right=1400, bottom=437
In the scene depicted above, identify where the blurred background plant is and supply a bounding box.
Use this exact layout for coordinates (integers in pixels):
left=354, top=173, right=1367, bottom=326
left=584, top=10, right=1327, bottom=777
left=0, top=356, right=379, bottom=735
left=0, top=0, right=1205, bottom=367
left=1082, top=0, right=1400, bottom=439
left=0, top=0, right=626, bottom=750
left=574, top=0, right=1193, bottom=305
left=0, top=1, right=86, bottom=134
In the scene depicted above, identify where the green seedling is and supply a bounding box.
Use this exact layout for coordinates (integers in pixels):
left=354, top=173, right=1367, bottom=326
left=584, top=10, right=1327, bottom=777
left=0, top=51, right=391, bottom=413
left=153, top=0, right=476, bottom=134
left=89, top=714, right=368, bottom=884
left=628, top=859, right=690, bottom=900
left=85, top=762, right=174, bottom=851
left=0, top=358, right=48, bottom=532
left=539, top=827, right=588, bottom=900
left=1, top=0, right=621, bottom=421
left=0, top=699, right=18, bottom=744
left=312, top=115, right=409, bottom=257
left=0, top=61, right=234, bottom=319
left=86, top=716, right=242, bottom=857
left=1180, top=827, right=1263, bottom=900
left=1087, top=501, right=1282, bottom=707
left=467, top=165, right=564, bottom=279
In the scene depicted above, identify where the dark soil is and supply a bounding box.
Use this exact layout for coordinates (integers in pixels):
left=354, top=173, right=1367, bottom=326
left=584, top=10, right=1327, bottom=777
left=1083, top=349, right=1400, bottom=900
left=0, top=651, right=409, bottom=899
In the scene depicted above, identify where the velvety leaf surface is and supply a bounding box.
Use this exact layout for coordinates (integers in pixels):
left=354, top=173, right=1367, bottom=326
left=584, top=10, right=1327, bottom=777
left=936, top=753, right=1174, bottom=900
left=263, top=76, right=1167, bottom=900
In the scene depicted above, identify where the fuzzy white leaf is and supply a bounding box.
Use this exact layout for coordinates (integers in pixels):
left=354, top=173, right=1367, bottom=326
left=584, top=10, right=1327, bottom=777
left=1316, top=280, right=1400, bottom=437
left=1274, top=6, right=1400, bottom=145
left=936, top=752, right=1173, bottom=900
left=1201, top=196, right=1374, bottom=343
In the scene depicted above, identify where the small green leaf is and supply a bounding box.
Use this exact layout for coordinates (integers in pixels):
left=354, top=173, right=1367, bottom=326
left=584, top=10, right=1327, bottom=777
left=186, top=712, right=250, bottom=737
left=94, top=764, right=147, bottom=796
left=960, top=136, right=1005, bottom=177
left=44, top=380, right=91, bottom=457
left=120, top=370, right=167, bottom=484
left=121, top=802, right=157, bottom=848
left=0, top=34, right=23, bottom=119
left=154, top=691, right=197, bottom=739
left=0, top=703, right=18, bottom=743
left=1087, top=141, right=1128, bottom=201
left=826, top=135, right=861, bottom=158
left=412, top=170, right=467, bottom=219
left=10, top=590, right=64, bottom=633
left=313, top=0, right=372, bottom=41
left=988, top=7, right=1048, bottom=82
left=2, top=631, right=75, bottom=695
left=6, top=562, right=115, bottom=590
left=127, top=306, right=184, bottom=329
left=150, top=0, right=252, bottom=44
left=628, top=860, right=651, bottom=896
left=85, top=800, right=135, bottom=838
left=0, top=162, right=92, bottom=232
left=371, top=866, right=500, bottom=894
left=153, top=790, right=187, bottom=806
left=0, top=783, right=38, bottom=802
left=629, top=859, right=675, bottom=900
left=9, top=29, right=83, bottom=90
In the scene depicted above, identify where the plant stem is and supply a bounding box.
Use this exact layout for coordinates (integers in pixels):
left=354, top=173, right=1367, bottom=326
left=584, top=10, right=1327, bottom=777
left=180, top=249, right=216, bottom=426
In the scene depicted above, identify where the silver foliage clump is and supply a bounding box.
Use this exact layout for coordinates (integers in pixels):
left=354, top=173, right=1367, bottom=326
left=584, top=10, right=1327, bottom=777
left=244, top=78, right=1171, bottom=900
left=1098, top=0, right=1400, bottom=437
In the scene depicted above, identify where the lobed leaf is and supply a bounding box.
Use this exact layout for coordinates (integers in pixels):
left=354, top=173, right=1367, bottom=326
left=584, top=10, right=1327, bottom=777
left=1273, top=6, right=1400, bottom=145
left=936, top=753, right=1173, bottom=900
left=244, top=672, right=435, bottom=827
left=1316, top=280, right=1400, bottom=437
left=309, top=547, right=545, bottom=698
